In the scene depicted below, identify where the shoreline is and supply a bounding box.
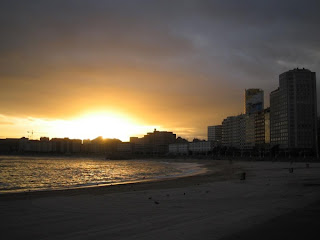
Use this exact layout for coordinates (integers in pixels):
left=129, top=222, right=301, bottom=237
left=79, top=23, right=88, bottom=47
left=2, top=160, right=320, bottom=239
left=0, top=159, right=241, bottom=201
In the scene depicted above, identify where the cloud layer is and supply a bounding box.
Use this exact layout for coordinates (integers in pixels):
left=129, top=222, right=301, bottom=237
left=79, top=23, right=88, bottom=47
left=1, top=0, right=320, bottom=139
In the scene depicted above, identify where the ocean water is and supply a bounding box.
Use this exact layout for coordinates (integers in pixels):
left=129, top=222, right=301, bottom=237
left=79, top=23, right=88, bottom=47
left=0, top=156, right=205, bottom=194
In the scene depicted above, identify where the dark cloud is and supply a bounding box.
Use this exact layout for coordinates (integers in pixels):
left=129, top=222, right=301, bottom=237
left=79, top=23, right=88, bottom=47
left=1, top=0, right=320, bottom=138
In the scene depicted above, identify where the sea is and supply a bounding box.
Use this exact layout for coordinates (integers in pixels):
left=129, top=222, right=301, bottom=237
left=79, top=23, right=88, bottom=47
left=0, top=156, right=206, bottom=194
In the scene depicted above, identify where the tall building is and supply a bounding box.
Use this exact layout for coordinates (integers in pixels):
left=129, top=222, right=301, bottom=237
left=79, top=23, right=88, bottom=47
left=255, top=108, right=270, bottom=146
left=245, top=89, right=264, bottom=114
left=207, top=125, right=222, bottom=143
left=244, top=114, right=256, bottom=149
left=222, top=114, right=261, bottom=150
left=221, top=89, right=270, bottom=150
left=222, top=114, right=246, bottom=149
left=270, top=68, right=317, bottom=152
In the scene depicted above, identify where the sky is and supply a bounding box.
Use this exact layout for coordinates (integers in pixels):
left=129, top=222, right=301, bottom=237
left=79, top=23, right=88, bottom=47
left=1, top=0, right=320, bottom=141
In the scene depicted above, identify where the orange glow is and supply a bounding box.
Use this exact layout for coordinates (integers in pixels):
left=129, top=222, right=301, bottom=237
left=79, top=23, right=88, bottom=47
left=52, top=111, right=155, bottom=141
left=0, top=112, right=158, bottom=142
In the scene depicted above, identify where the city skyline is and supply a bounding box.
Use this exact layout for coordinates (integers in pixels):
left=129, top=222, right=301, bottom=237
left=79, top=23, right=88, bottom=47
left=1, top=1, right=320, bottom=141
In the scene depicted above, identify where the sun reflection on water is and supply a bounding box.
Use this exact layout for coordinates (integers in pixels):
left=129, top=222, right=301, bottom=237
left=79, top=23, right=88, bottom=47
left=0, top=156, right=202, bottom=193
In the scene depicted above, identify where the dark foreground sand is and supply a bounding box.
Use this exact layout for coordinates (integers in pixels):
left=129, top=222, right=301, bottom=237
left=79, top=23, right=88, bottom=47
left=221, top=199, right=320, bottom=240
left=1, top=160, right=320, bottom=240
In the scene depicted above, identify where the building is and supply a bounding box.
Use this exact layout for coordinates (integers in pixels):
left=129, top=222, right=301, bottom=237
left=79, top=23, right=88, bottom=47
left=245, top=89, right=264, bottom=114
left=221, top=112, right=270, bottom=150
left=131, top=129, right=176, bottom=155
left=189, top=141, right=214, bottom=154
left=50, top=138, right=82, bottom=153
left=82, top=139, right=92, bottom=153
left=70, top=139, right=82, bottom=153
left=255, top=108, right=270, bottom=146
left=130, top=137, right=145, bottom=154
left=244, top=114, right=255, bottom=149
left=39, top=137, right=51, bottom=152
left=169, top=143, right=189, bottom=155
left=221, top=88, right=270, bottom=150
left=143, top=129, right=176, bottom=154
left=222, top=114, right=246, bottom=149
left=0, top=138, right=20, bottom=152
left=117, top=142, right=132, bottom=153
left=270, top=68, right=317, bottom=152
left=207, top=125, right=222, bottom=144
left=0, top=137, right=83, bottom=154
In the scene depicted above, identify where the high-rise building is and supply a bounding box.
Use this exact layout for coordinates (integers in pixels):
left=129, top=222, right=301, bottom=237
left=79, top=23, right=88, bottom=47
left=254, top=108, right=270, bottom=146
left=221, top=113, right=258, bottom=150
left=222, top=114, right=246, bottom=149
left=244, top=114, right=256, bottom=149
left=245, top=89, right=264, bottom=114
left=221, top=88, right=269, bottom=150
left=207, top=125, right=222, bottom=143
left=270, top=68, right=317, bottom=151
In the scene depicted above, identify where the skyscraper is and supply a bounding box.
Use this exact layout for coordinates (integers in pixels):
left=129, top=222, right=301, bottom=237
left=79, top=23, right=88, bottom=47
left=244, top=89, right=264, bottom=114
left=270, top=68, right=317, bottom=152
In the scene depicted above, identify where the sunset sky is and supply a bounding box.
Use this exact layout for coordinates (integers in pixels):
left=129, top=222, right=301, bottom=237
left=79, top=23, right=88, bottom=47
left=1, top=0, right=320, bottom=141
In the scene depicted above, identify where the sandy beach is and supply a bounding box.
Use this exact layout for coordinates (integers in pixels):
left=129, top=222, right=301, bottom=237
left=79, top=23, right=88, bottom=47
left=1, top=159, right=320, bottom=240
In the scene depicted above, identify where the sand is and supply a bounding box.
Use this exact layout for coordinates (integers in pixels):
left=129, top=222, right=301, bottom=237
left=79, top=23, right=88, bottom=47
left=1, top=160, right=320, bottom=240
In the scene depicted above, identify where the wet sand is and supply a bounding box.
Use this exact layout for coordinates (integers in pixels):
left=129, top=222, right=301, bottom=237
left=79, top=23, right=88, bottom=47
left=1, top=160, right=320, bottom=240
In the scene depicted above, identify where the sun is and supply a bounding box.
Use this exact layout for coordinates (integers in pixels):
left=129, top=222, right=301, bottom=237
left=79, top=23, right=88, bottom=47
left=53, top=111, right=152, bottom=141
